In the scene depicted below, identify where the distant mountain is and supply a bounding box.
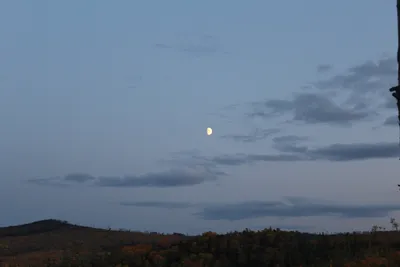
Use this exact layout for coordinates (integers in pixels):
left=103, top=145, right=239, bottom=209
left=0, top=219, right=76, bottom=237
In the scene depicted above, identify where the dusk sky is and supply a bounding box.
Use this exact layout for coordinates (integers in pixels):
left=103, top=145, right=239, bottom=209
left=1, top=1, right=400, bottom=234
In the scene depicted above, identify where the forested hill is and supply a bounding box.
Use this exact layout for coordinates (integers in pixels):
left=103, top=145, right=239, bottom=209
left=2, top=220, right=400, bottom=266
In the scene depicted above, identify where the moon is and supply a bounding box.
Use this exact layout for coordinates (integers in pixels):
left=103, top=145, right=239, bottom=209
left=206, top=127, right=213, bottom=136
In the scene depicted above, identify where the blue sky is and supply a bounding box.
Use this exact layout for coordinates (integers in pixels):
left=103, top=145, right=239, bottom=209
left=1, top=0, right=400, bottom=234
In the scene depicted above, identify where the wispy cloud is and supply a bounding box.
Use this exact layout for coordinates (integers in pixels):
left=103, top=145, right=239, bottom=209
left=64, top=173, right=95, bottom=183
left=383, top=115, right=398, bottom=126
left=120, top=197, right=400, bottom=221
left=213, top=55, right=399, bottom=158
left=307, top=142, right=399, bottom=161
left=195, top=197, right=400, bottom=221
left=212, top=153, right=306, bottom=166
left=210, top=140, right=399, bottom=166
left=119, top=201, right=196, bottom=209
left=26, top=177, right=70, bottom=188
left=313, top=57, right=397, bottom=118
left=272, top=135, right=309, bottom=153
left=220, top=128, right=280, bottom=143
left=155, top=33, right=228, bottom=57
left=26, top=169, right=222, bottom=188
left=26, top=173, right=95, bottom=187
left=316, top=64, right=333, bottom=73
left=221, top=56, right=397, bottom=132
left=163, top=137, right=399, bottom=169
left=95, top=169, right=217, bottom=188
left=249, top=92, right=375, bottom=126
left=314, top=57, right=396, bottom=94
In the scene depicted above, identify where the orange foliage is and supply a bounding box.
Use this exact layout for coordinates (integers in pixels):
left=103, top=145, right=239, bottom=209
left=121, top=244, right=153, bottom=254
left=345, top=256, right=388, bottom=267
left=202, top=231, right=217, bottom=237
left=158, top=236, right=174, bottom=248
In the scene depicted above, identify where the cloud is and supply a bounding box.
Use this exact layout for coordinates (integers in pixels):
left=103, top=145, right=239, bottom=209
left=272, top=135, right=309, bottom=143
left=249, top=92, right=373, bottom=125
left=195, top=197, right=400, bottom=221
left=314, top=57, right=396, bottom=111
left=155, top=33, right=228, bottom=57
left=220, top=128, right=280, bottom=143
left=314, top=57, right=396, bottom=92
left=292, top=93, right=373, bottom=124
left=117, top=197, right=400, bottom=221
left=27, top=169, right=221, bottom=188
left=249, top=99, right=292, bottom=117
left=27, top=173, right=95, bottom=186
left=64, top=173, right=95, bottom=183
left=160, top=150, right=226, bottom=178
left=272, top=135, right=309, bottom=153
left=119, top=201, right=195, bottom=209
left=210, top=140, right=399, bottom=166
left=384, top=115, right=398, bottom=126
left=212, top=153, right=307, bottom=166
left=95, top=169, right=218, bottom=188
left=229, top=56, right=397, bottom=132
left=307, top=142, right=399, bottom=161
left=26, top=177, right=70, bottom=188
left=316, top=64, right=333, bottom=73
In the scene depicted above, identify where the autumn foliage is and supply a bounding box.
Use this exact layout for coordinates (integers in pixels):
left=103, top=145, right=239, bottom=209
left=3, top=220, right=400, bottom=266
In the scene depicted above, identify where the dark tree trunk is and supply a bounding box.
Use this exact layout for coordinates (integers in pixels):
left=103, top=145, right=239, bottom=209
left=397, top=0, right=400, bottom=86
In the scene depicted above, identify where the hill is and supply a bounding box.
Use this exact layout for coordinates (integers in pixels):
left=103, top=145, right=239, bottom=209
left=2, top=219, right=400, bottom=266
left=0, top=219, right=189, bottom=266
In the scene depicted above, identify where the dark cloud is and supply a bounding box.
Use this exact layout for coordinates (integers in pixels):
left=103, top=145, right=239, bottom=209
left=220, top=128, right=280, bottom=143
left=314, top=57, right=396, bottom=93
left=27, top=173, right=95, bottom=186
left=27, top=169, right=221, bottom=188
left=64, top=173, right=95, bottom=183
left=308, top=142, right=399, bottom=161
left=249, top=92, right=373, bottom=125
left=272, top=135, right=309, bottom=153
left=313, top=57, right=397, bottom=114
left=119, top=201, right=195, bottom=209
left=234, top=57, right=397, bottom=131
left=95, top=170, right=217, bottom=188
left=384, top=115, right=398, bottom=126
left=210, top=141, right=399, bottom=166
left=249, top=99, right=293, bottom=118
left=292, top=93, right=373, bottom=124
left=196, top=198, right=400, bottom=221
left=316, top=64, right=333, bottom=73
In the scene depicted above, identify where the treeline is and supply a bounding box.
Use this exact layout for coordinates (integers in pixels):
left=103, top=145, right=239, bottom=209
left=41, top=227, right=400, bottom=267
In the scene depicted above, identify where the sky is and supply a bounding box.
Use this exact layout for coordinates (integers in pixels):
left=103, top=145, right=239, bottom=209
left=1, top=0, right=400, bottom=234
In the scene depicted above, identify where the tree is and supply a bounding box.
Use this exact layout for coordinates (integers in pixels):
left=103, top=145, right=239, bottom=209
left=390, top=217, right=399, bottom=231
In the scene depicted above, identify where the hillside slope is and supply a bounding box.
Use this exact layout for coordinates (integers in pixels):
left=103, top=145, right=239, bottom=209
left=2, top=220, right=400, bottom=266
left=0, top=219, right=188, bottom=266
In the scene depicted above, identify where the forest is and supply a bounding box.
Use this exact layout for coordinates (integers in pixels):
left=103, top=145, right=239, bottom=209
left=2, top=219, right=400, bottom=266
